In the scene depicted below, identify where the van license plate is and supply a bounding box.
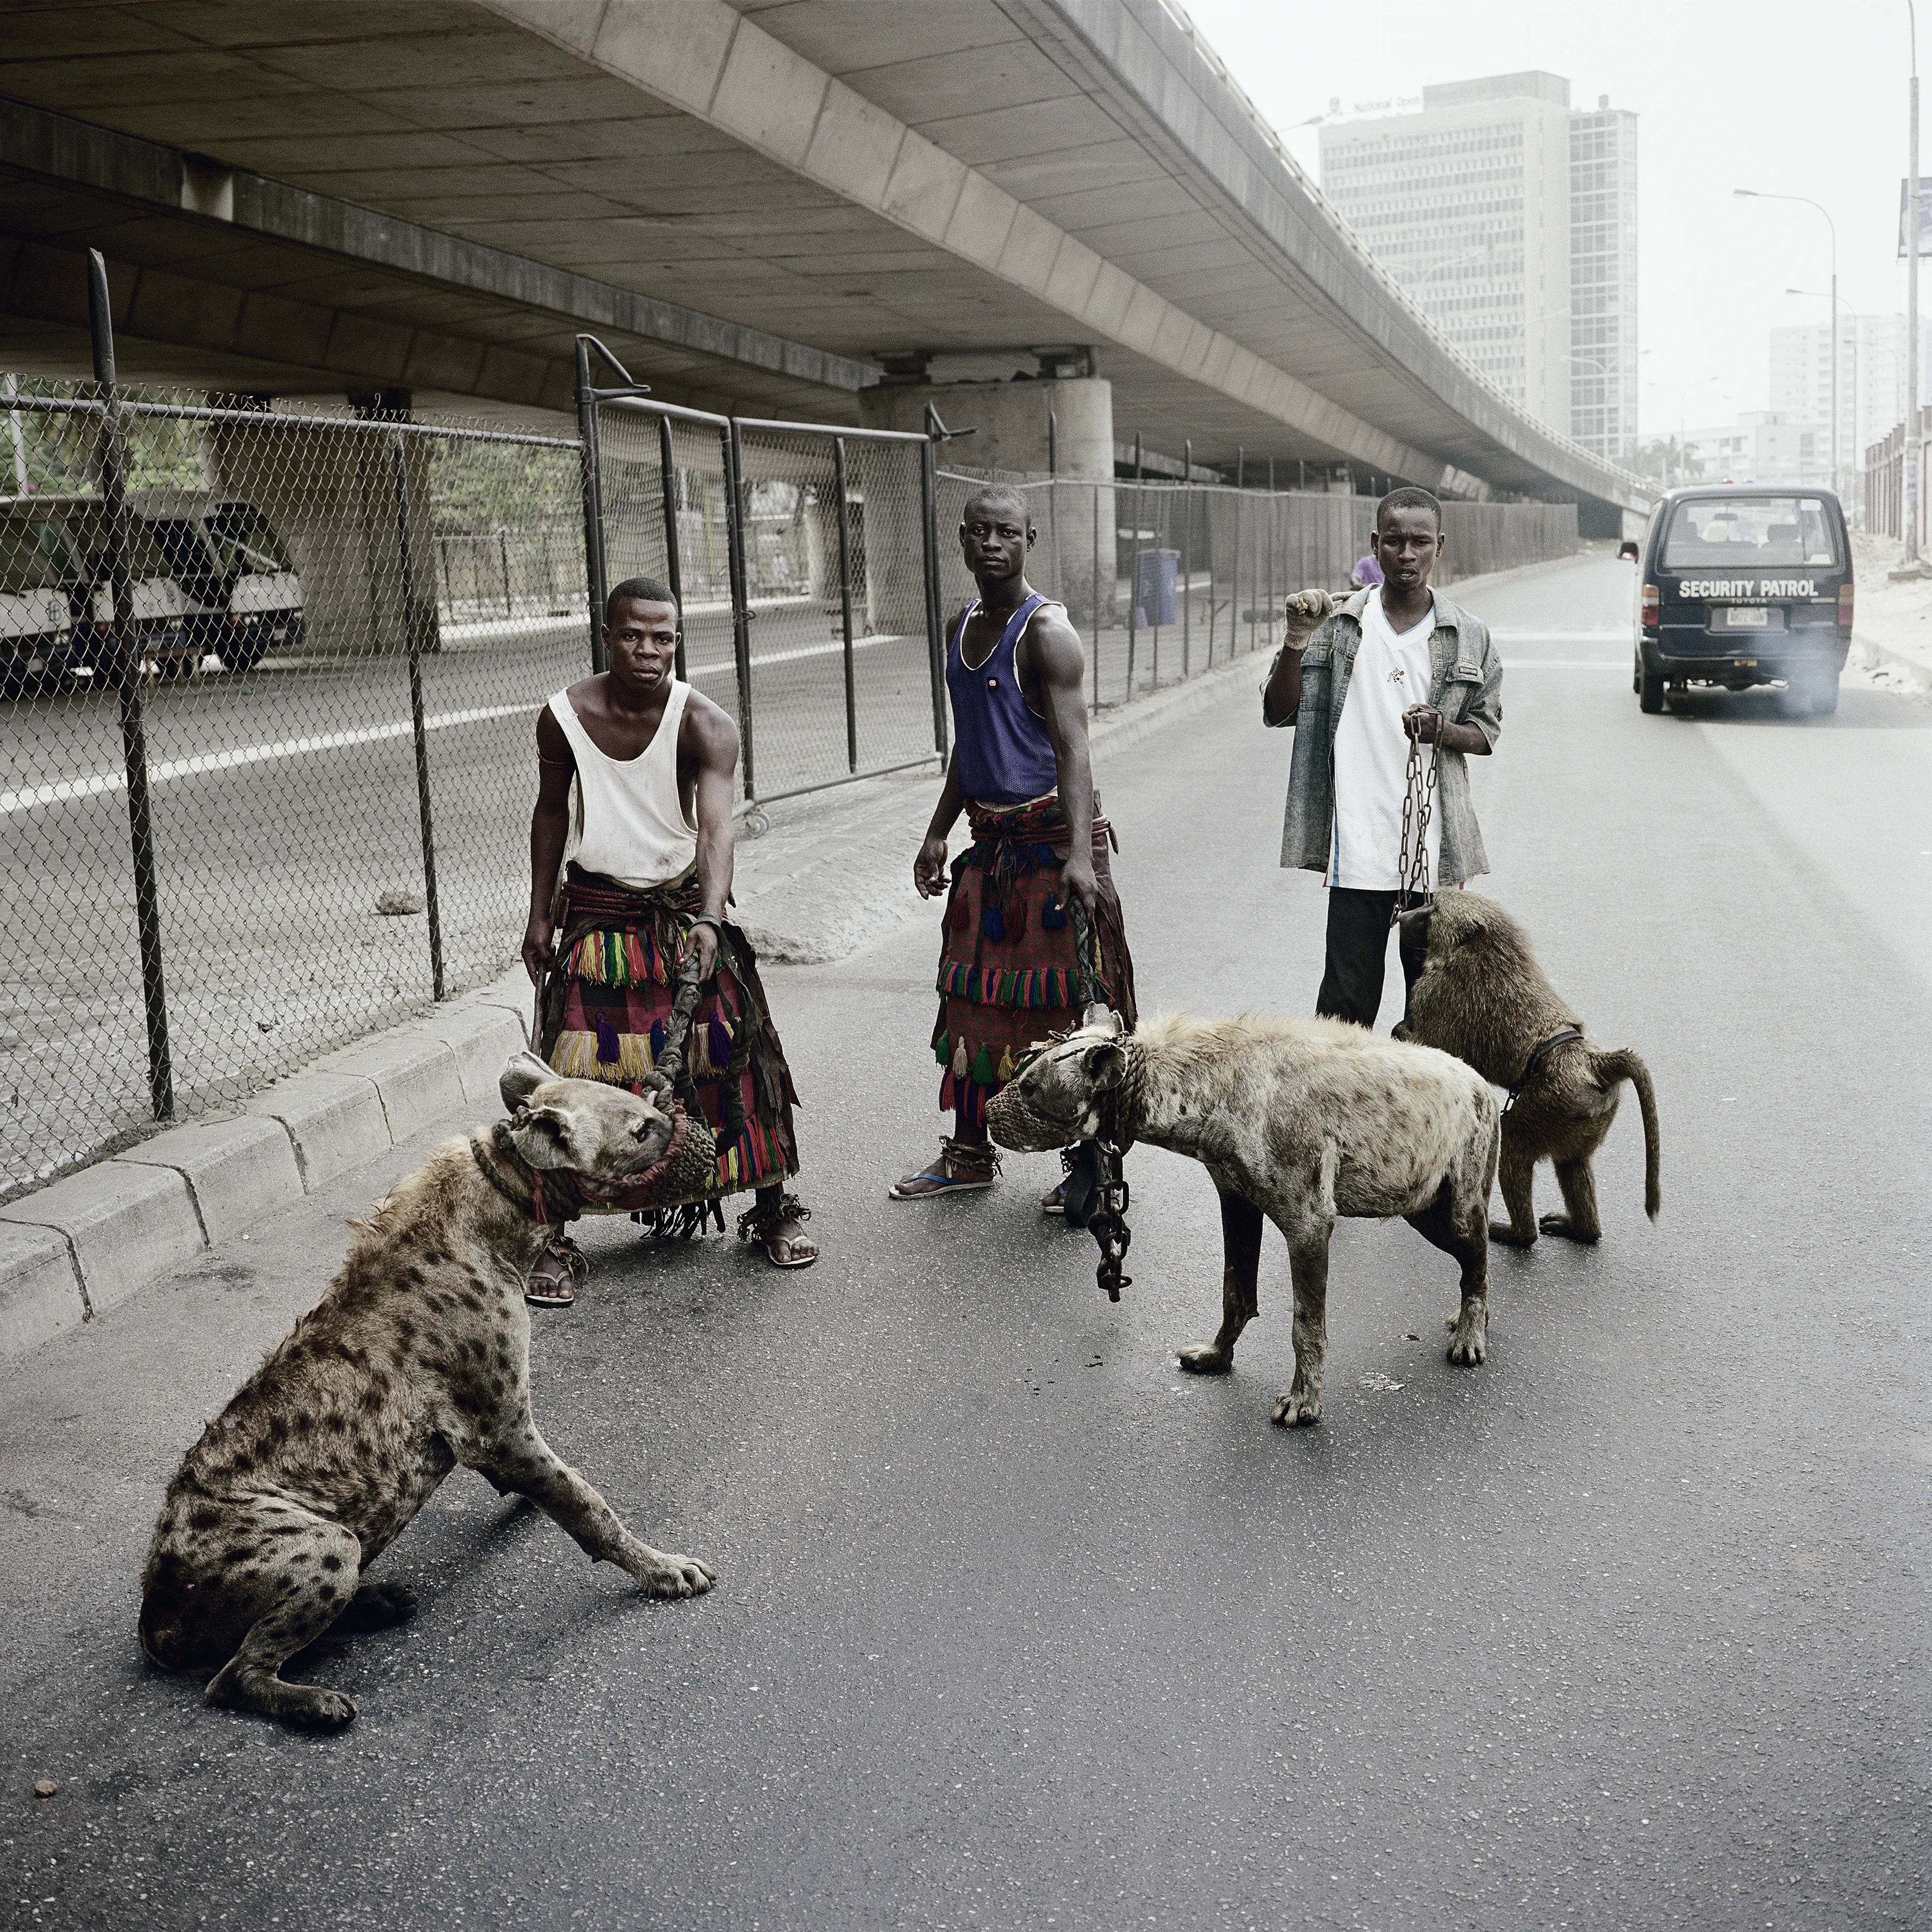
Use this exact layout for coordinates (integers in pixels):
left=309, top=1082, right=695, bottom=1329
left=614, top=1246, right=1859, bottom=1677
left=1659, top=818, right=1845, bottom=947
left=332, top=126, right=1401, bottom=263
left=1720, top=606, right=1769, bottom=628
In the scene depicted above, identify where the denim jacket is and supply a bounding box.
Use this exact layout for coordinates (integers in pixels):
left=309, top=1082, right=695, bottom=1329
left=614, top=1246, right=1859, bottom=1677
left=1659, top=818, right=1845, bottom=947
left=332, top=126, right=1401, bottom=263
left=1263, top=588, right=1503, bottom=884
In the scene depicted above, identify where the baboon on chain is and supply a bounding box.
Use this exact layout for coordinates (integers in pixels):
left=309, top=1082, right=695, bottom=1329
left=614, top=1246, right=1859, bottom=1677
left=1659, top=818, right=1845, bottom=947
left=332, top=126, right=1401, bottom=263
left=1393, top=891, right=1660, bottom=1247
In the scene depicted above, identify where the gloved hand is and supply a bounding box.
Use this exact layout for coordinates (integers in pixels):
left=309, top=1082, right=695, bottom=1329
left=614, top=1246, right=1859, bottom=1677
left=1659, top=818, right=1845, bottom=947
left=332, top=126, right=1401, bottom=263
left=1280, top=587, right=1333, bottom=647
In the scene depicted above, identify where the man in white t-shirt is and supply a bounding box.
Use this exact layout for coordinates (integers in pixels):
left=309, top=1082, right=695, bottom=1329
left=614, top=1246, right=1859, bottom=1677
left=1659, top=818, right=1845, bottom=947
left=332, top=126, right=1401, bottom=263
left=1262, top=487, right=1503, bottom=1027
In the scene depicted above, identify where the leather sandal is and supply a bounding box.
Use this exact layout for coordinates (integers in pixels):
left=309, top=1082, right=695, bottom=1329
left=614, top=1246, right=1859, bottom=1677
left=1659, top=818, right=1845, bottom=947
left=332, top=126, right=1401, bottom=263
left=889, top=1138, right=1000, bottom=1199
left=524, top=1234, right=587, bottom=1308
left=737, top=1193, right=818, bottom=1268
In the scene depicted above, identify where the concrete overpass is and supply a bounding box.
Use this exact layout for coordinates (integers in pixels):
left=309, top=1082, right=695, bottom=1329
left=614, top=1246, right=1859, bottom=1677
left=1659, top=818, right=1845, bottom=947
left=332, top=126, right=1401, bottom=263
left=0, top=0, right=1647, bottom=518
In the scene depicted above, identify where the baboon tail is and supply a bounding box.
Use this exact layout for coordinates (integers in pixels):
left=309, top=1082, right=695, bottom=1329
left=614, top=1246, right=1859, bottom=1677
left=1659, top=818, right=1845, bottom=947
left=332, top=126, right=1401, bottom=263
left=1593, top=1048, right=1661, bottom=1221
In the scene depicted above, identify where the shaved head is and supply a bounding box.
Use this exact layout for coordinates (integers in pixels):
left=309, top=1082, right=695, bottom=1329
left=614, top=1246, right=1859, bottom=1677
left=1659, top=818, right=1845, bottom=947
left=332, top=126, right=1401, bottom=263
left=961, top=484, right=1033, bottom=530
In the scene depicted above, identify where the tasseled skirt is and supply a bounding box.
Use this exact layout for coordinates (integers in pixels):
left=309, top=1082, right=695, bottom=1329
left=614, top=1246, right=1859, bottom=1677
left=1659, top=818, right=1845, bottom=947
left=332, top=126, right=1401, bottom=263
left=932, top=795, right=1137, bottom=1128
left=538, top=864, right=799, bottom=1201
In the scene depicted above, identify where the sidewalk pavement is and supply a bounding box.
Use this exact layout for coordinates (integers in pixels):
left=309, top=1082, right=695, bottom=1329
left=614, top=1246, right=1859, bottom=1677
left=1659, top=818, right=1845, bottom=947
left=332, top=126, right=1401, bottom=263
left=1849, top=531, right=1932, bottom=694
left=0, top=640, right=1278, bottom=1367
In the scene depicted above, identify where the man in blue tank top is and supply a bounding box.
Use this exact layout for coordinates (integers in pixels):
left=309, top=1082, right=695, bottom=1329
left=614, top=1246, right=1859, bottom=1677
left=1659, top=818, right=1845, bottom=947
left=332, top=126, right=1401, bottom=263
left=892, top=486, right=1137, bottom=1204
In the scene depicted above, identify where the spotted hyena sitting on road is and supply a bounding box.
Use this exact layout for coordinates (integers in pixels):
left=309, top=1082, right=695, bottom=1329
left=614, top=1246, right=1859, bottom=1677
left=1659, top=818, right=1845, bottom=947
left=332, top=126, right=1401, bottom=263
left=988, top=1012, right=1500, bottom=1426
left=139, top=1053, right=715, bottom=1732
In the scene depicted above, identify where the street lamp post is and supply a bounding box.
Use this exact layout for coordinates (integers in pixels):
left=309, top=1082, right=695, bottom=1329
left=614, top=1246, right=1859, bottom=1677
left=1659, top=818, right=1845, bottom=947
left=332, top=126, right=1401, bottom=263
left=1910, top=3, right=1923, bottom=567
left=1735, top=189, right=1837, bottom=498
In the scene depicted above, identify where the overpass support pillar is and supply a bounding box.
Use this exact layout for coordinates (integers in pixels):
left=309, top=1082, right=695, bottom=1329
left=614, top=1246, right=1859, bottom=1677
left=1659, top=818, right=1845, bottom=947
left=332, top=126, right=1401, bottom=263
left=861, top=373, right=1114, bottom=633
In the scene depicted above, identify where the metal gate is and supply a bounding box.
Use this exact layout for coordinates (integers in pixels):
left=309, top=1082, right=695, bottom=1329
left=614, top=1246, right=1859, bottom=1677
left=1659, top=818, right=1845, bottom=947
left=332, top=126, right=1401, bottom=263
left=573, top=337, right=948, bottom=810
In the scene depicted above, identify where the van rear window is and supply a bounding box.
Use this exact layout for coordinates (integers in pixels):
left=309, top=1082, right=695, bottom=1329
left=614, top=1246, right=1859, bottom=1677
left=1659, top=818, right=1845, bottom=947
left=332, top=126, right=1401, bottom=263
left=1662, top=497, right=1839, bottom=570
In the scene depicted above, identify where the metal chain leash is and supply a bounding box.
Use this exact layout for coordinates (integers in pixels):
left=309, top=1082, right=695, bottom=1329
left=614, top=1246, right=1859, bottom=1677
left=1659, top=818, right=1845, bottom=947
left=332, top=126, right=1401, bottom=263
left=1392, top=726, right=1439, bottom=926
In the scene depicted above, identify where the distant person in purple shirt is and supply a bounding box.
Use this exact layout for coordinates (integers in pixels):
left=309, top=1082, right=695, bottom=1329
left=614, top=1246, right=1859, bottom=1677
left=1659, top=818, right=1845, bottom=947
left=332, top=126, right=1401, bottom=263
left=892, top=486, right=1137, bottom=1205
left=1351, top=547, right=1385, bottom=589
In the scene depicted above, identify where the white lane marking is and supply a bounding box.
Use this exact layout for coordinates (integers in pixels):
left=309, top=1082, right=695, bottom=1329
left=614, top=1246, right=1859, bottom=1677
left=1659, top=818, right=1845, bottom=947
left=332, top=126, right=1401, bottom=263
left=1488, top=628, right=1631, bottom=642
left=3, top=639, right=1623, bottom=818
left=1, top=629, right=929, bottom=818
left=1499, top=659, right=1626, bottom=671
left=1, top=703, right=532, bottom=816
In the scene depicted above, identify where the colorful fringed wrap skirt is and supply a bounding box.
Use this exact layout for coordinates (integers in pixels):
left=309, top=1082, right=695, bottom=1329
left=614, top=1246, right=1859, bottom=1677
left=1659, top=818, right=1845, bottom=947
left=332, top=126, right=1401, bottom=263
left=932, top=794, right=1137, bottom=1128
left=537, top=863, right=800, bottom=1203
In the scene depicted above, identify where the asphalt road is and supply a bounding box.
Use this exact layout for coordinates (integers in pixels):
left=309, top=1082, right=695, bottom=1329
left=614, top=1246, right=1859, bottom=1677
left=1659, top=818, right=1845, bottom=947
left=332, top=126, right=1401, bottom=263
left=3, top=552, right=1928, bottom=1930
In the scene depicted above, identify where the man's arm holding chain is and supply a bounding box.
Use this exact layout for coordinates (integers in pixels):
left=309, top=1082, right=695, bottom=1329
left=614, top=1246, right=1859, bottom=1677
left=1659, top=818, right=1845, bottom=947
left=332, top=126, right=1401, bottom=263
left=522, top=705, right=575, bottom=985
left=683, top=695, right=740, bottom=979
left=1027, top=605, right=1097, bottom=913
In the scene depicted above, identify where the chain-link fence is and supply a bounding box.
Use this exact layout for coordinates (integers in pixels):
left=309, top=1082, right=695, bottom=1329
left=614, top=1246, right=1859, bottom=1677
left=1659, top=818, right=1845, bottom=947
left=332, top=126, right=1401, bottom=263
left=935, top=474, right=1579, bottom=707
left=2, top=380, right=588, bottom=1194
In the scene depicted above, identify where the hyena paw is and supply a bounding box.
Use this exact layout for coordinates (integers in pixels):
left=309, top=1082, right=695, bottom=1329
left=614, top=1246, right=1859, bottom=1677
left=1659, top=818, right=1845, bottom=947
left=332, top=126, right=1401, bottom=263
left=629, top=1547, right=717, bottom=1598
left=1488, top=1220, right=1536, bottom=1247
left=1445, top=1303, right=1489, bottom=1365
left=338, top=1580, right=418, bottom=1631
left=1269, top=1388, right=1322, bottom=1427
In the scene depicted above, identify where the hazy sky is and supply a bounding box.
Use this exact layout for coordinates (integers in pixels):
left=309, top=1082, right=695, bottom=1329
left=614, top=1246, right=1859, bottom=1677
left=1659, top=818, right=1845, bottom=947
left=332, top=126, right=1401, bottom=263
left=1183, top=0, right=1917, bottom=442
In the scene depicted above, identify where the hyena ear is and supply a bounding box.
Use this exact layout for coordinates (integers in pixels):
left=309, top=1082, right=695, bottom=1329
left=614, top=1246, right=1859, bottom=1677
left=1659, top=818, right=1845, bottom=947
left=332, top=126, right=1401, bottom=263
left=507, top=1106, right=574, bottom=1168
left=499, top=1051, right=554, bottom=1113
left=1453, top=916, right=1487, bottom=948
left=1082, top=1041, right=1127, bottom=1091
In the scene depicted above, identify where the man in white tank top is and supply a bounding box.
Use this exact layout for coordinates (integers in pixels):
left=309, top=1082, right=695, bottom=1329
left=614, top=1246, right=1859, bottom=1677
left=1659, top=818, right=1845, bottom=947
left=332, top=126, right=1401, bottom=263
left=520, top=578, right=815, bottom=1301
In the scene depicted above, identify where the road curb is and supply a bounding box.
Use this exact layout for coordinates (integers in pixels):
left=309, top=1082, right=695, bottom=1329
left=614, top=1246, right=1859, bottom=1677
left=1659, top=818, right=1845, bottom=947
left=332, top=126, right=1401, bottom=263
left=1851, top=639, right=1932, bottom=691
left=0, top=1222, right=88, bottom=1357
left=0, top=967, right=534, bottom=1367
left=114, top=1116, right=304, bottom=1247
left=0, top=1160, right=206, bottom=1319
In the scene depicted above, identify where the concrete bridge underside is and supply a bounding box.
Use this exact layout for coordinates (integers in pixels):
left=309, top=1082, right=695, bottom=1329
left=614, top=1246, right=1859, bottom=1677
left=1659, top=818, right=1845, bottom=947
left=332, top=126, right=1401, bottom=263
left=0, top=0, right=1646, bottom=515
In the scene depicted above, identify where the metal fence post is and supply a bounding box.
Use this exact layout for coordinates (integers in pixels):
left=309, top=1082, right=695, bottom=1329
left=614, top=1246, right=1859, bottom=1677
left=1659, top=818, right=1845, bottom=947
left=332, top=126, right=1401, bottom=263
left=498, top=527, right=513, bottom=618
left=919, top=421, right=948, bottom=758
left=88, top=250, right=174, bottom=1121
left=1181, top=438, right=1192, bottom=680
left=1126, top=431, right=1143, bottom=702
left=389, top=431, right=446, bottom=1000
left=1090, top=479, right=1101, bottom=710
left=658, top=412, right=687, bottom=680
left=1229, top=476, right=1241, bottom=670
left=723, top=419, right=758, bottom=797
left=574, top=339, right=609, bottom=673
left=834, top=436, right=857, bottom=773
left=1265, top=458, right=1276, bottom=649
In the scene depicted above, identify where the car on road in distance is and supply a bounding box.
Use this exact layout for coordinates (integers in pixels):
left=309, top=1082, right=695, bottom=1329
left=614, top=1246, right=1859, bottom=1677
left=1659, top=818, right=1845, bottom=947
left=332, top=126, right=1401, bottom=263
left=0, top=500, right=82, bottom=695
left=131, top=490, right=304, bottom=673
left=1633, top=485, right=1852, bottom=715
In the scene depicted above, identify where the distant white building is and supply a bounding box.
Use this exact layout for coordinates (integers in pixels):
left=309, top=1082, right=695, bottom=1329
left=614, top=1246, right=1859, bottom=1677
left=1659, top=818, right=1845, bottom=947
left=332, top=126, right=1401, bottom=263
left=1681, top=412, right=1823, bottom=488
left=1319, top=72, right=1638, bottom=460
left=1568, top=99, right=1640, bottom=463
left=1768, top=313, right=1932, bottom=482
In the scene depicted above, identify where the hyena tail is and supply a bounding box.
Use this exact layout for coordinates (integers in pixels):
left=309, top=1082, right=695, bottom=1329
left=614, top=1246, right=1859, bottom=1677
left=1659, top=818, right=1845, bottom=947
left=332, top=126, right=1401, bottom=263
left=1592, top=1048, right=1661, bottom=1221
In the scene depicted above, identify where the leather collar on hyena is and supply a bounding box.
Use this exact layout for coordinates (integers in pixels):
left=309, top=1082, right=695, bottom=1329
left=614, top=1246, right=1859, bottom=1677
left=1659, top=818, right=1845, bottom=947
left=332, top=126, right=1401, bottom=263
left=137, top=1052, right=714, bottom=1733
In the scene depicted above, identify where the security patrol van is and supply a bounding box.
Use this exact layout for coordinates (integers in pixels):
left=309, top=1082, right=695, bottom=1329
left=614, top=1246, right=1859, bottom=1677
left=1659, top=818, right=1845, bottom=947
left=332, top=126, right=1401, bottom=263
left=1633, top=485, right=1852, bottom=715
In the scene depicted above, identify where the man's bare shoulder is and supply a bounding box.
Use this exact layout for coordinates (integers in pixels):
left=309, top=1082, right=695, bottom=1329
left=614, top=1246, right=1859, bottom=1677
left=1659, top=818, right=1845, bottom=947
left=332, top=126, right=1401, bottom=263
left=679, top=684, right=741, bottom=761
left=1021, top=599, right=1084, bottom=675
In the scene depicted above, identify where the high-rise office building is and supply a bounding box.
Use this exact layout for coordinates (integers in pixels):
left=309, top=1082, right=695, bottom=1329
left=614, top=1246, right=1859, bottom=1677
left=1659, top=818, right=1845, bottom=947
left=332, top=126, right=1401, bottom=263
left=1319, top=73, right=1638, bottom=461
left=1568, top=100, right=1639, bottom=462
left=1768, top=313, right=1932, bottom=480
